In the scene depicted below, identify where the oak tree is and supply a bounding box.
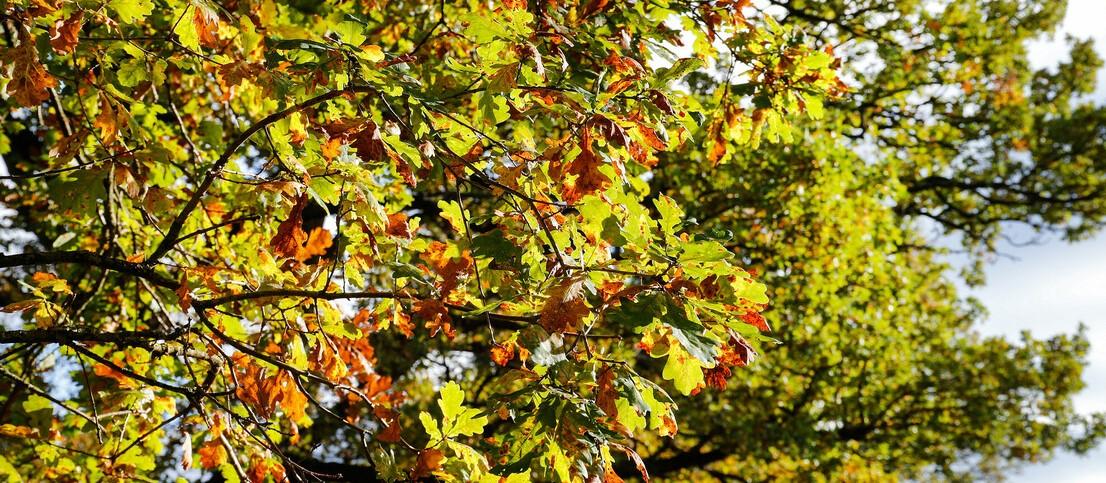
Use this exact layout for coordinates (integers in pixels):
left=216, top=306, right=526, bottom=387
left=0, top=0, right=840, bottom=481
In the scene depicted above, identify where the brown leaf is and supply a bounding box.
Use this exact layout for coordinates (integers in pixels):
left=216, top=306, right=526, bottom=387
left=612, top=444, right=650, bottom=482
left=591, top=116, right=631, bottom=148
left=413, top=449, right=444, bottom=479
left=539, top=277, right=589, bottom=333
left=421, top=241, right=473, bottom=297
left=270, top=193, right=309, bottom=258
left=413, top=299, right=455, bottom=339
left=649, top=89, right=675, bottom=115
left=596, top=365, right=619, bottom=418
left=374, top=407, right=403, bottom=443
left=350, top=121, right=387, bottom=163
left=49, top=11, right=83, bottom=55
left=94, top=96, right=118, bottom=146
left=2, top=30, right=58, bottom=107
left=1, top=300, right=41, bottom=313
left=112, top=163, right=143, bottom=198
left=560, top=129, right=609, bottom=203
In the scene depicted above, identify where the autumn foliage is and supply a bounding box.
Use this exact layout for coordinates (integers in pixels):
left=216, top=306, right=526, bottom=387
left=0, top=0, right=854, bottom=479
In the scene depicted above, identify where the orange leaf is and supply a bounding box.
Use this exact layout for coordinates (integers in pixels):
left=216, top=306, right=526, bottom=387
left=197, top=440, right=227, bottom=469
left=490, top=342, right=515, bottom=367
left=603, top=466, right=626, bottom=483
left=386, top=212, right=412, bottom=239
left=321, top=137, right=343, bottom=161
left=421, top=242, right=473, bottom=297
left=176, top=274, right=192, bottom=310
left=393, top=310, right=415, bottom=338
left=248, top=458, right=286, bottom=483
left=49, top=11, right=83, bottom=55
left=296, top=226, right=333, bottom=261
left=192, top=6, right=220, bottom=48
left=706, top=119, right=727, bottom=165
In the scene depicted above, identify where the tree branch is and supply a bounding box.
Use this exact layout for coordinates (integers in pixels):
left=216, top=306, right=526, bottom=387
left=0, top=250, right=178, bottom=289
left=0, top=327, right=186, bottom=345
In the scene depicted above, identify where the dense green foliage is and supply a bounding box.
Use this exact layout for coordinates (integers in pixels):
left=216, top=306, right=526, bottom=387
left=0, top=0, right=1104, bottom=482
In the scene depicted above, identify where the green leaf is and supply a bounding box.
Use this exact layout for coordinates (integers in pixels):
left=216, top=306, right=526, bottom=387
left=22, top=395, right=52, bottom=414
left=51, top=232, right=76, bottom=249
left=656, top=58, right=705, bottom=85
left=438, top=381, right=466, bottom=421
left=662, top=344, right=704, bottom=395
left=803, top=93, right=824, bottom=120
left=803, top=51, right=834, bottom=70
left=0, top=455, right=22, bottom=482
left=438, top=200, right=469, bottom=232
left=472, top=229, right=523, bottom=260
left=448, top=407, right=488, bottom=437
left=287, top=336, right=308, bottom=370
left=654, top=194, right=684, bottom=233
left=479, top=94, right=510, bottom=125
left=333, top=20, right=367, bottom=46
left=117, top=60, right=148, bottom=88
left=420, top=411, right=442, bottom=441
left=109, top=0, right=153, bottom=24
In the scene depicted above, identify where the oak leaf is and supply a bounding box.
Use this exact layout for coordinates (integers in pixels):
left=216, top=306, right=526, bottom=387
left=196, top=440, right=227, bottom=469
left=560, top=130, right=609, bottom=203
left=596, top=365, right=619, bottom=418
left=412, top=449, right=444, bottom=479
left=296, top=226, right=333, bottom=261
left=270, top=193, right=309, bottom=258
left=413, top=299, right=455, bottom=339
left=539, top=277, right=589, bottom=333
left=49, top=11, right=83, bottom=55
left=2, top=30, right=58, bottom=107
left=490, top=341, right=515, bottom=366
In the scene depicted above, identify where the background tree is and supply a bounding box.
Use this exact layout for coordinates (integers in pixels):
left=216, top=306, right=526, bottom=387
left=0, top=0, right=839, bottom=481
left=633, top=0, right=1106, bottom=480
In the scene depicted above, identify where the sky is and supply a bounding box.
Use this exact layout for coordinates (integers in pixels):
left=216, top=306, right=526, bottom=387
left=963, top=0, right=1106, bottom=480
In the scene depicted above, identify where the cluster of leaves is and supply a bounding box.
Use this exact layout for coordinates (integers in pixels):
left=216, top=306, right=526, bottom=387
left=0, top=0, right=847, bottom=481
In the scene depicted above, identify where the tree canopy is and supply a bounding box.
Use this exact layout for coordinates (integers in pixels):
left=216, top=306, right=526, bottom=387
left=0, top=0, right=1104, bottom=482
